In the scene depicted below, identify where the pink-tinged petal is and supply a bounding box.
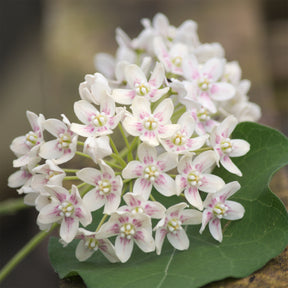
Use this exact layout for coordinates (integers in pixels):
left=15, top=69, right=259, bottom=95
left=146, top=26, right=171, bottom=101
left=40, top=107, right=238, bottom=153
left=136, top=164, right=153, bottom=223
left=98, top=160, right=115, bottom=178
left=131, top=96, right=151, bottom=119
left=180, top=209, right=203, bottom=225
left=76, top=168, right=102, bottom=185
left=44, top=185, right=67, bottom=202
left=133, top=178, right=152, bottom=200
left=182, top=55, right=200, bottom=80
left=125, top=64, right=147, bottom=88
left=214, top=181, right=241, bottom=203
left=123, top=193, right=142, bottom=208
left=104, top=192, right=121, bottom=214
left=167, top=202, right=188, bottom=218
left=153, top=98, right=174, bottom=123
left=175, top=175, right=188, bottom=195
left=112, top=88, right=136, bottom=105
left=177, top=113, right=195, bottom=137
left=39, top=139, right=64, bottom=160
left=230, top=139, right=250, bottom=157
left=141, top=131, right=159, bottom=146
left=122, top=116, right=143, bottom=137
left=60, top=217, right=79, bottom=243
left=153, top=37, right=171, bottom=71
left=122, top=161, right=144, bottom=179
left=10, top=135, right=30, bottom=155
left=208, top=217, right=223, bottom=242
left=225, top=200, right=245, bottom=220
left=185, top=135, right=208, bottom=152
left=144, top=201, right=166, bottom=219
left=83, top=188, right=105, bottom=212
left=199, top=174, right=225, bottom=193
left=210, top=82, right=235, bottom=101
left=43, top=119, right=66, bottom=137
left=75, top=239, right=95, bottom=261
left=70, top=123, right=95, bottom=138
left=192, top=150, right=217, bottom=173
left=202, top=57, right=225, bottom=82
left=198, top=92, right=217, bottom=113
left=27, top=111, right=44, bottom=133
left=220, top=155, right=242, bottom=176
left=158, top=124, right=180, bottom=138
left=138, top=143, right=157, bottom=164
left=199, top=209, right=214, bottom=234
left=147, top=87, right=169, bottom=102
left=154, top=174, right=177, bottom=197
left=100, top=95, right=115, bottom=116
left=37, top=202, right=62, bottom=224
left=155, top=228, right=167, bottom=255
left=115, top=236, right=134, bottom=263
left=167, top=229, right=189, bottom=250
left=8, top=169, right=31, bottom=188
left=184, top=186, right=203, bottom=210
left=74, top=100, right=98, bottom=124
left=157, top=152, right=178, bottom=172
left=134, top=228, right=155, bottom=253
left=98, top=238, right=119, bottom=263
left=217, top=115, right=238, bottom=138
left=149, top=62, right=165, bottom=88
left=53, top=139, right=78, bottom=165
left=177, top=155, right=193, bottom=175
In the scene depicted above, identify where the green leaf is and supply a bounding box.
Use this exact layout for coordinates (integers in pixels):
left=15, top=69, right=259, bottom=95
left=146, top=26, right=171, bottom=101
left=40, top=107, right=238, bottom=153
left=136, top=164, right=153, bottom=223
left=48, top=122, right=288, bottom=288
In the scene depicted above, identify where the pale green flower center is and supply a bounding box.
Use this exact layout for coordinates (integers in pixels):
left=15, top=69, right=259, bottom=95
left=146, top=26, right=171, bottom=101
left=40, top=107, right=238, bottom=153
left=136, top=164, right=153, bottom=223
left=144, top=165, right=159, bottom=182
left=135, top=81, right=150, bottom=96
left=167, top=219, right=182, bottom=234
left=197, top=107, right=211, bottom=121
left=213, top=203, right=228, bottom=219
left=131, top=207, right=144, bottom=214
left=25, top=131, right=38, bottom=147
left=120, top=223, right=135, bottom=240
left=84, top=237, right=99, bottom=251
left=98, top=179, right=111, bottom=195
left=187, top=171, right=202, bottom=187
left=198, top=77, right=211, bottom=91
left=92, top=111, right=107, bottom=127
left=46, top=170, right=61, bottom=180
left=58, top=133, right=72, bottom=149
left=220, top=138, right=233, bottom=154
left=58, top=201, right=74, bottom=218
left=172, top=131, right=187, bottom=146
left=143, top=116, right=158, bottom=130
left=172, top=56, right=182, bottom=67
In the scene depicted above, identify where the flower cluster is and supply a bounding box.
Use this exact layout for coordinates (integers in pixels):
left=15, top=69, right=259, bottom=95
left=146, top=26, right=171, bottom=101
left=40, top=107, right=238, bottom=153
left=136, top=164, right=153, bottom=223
left=8, top=13, right=258, bottom=263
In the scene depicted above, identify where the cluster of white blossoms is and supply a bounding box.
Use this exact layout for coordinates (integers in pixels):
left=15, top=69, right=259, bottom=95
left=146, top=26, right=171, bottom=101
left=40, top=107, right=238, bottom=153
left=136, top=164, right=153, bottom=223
left=8, top=13, right=260, bottom=263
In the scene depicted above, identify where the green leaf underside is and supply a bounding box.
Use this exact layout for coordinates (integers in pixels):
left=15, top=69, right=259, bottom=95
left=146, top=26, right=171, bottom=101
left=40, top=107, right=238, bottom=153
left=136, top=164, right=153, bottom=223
left=48, top=122, right=288, bottom=288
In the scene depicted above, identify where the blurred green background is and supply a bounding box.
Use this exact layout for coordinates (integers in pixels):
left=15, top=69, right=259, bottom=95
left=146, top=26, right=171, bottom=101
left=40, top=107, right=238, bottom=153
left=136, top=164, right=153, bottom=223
left=0, top=0, right=287, bottom=287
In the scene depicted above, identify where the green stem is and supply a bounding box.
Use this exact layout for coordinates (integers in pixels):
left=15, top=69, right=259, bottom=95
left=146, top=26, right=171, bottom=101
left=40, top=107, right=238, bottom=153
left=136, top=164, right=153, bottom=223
left=118, top=123, right=133, bottom=161
left=0, top=224, right=57, bottom=283
left=103, top=160, right=123, bottom=170
left=63, top=169, right=79, bottom=173
left=95, top=214, right=108, bottom=232
left=77, top=141, right=85, bottom=146
left=171, top=106, right=186, bottom=123
left=194, top=147, right=213, bottom=154
left=0, top=198, right=29, bottom=215
left=64, top=176, right=80, bottom=181
left=75, top=151, right=92, bottom=159
left=109, top=137, right=127, bottom=168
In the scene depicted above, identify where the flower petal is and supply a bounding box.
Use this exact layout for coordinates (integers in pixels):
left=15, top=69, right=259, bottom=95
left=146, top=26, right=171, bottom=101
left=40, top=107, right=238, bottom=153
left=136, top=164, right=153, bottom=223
left=115, top=236, right=134, bottom=263
left=230, top=139, right=250, bottom=157
left=225, top=200, right=245, bottom=220
left=167, top=229, right=189, bottom=250
left=208, top=217, right=223, bottom=242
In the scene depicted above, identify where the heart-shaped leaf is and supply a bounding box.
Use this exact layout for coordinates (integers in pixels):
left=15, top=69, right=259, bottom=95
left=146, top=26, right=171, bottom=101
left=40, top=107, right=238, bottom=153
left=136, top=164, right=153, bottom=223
left=48, top=122, right=288, bottom=287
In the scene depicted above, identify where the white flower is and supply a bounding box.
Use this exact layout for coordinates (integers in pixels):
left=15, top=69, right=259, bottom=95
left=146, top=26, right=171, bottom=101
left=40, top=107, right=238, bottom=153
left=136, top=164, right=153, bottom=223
left=112, top=62, right=169, bottom=105
left=182, top=56, right=235, bottom=113
left=96, top=212, right=155, bottom=263
left=154, top=202, right=202, bottom=254
left=79, top=73, right=111, bottom=105
left=37, top=185, right=92, bottom=243
left=71, top=97, right=124, bottom=138
left=122, top=143, right=177, bottom=199
left=200, top=181, right=245, bottom=242
left=75, top=228, right=119, bottom=263
left=210, top=115, right=250, bottom=176
left=11, top=111, right=44, bottom=168
left=161, top=112, right=208, bottom=154
left=175, top=151, right=225, bottom=210
left=118, top=192, right=166, bottom=219
left=83, top=136, right=112, bottom=163
left=122, top=96, right=178, bottom=146
left=77, top=160, right=122, bottom=214
left=39, top=115, right=78, bottom=164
